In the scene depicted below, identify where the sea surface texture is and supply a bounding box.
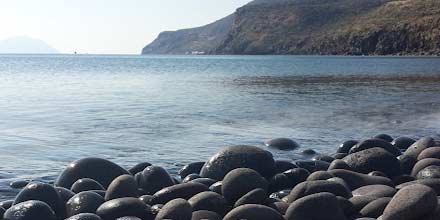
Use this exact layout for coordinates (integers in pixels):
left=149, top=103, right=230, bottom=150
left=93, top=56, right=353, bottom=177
left=0, top=55, right=439, bottom=198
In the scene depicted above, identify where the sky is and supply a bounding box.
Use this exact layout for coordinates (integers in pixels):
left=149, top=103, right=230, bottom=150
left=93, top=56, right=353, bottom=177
left=0, top=0, right=251, bottom=54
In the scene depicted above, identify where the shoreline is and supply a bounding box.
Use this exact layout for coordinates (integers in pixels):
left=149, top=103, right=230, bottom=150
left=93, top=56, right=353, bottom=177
left=1, top=135, right=440, bottom=220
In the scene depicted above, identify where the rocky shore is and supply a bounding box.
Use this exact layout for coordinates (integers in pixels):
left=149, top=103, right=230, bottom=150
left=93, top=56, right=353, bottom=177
left=1, top=135, right=440, bottom=220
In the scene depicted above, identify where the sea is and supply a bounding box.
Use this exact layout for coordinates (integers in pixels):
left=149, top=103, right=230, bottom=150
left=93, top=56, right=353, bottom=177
left=0, top=54, right=440, bottom=199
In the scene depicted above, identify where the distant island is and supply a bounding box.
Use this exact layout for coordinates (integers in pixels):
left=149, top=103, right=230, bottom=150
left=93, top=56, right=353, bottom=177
left=142, top=0, right=440, bottom=56
left=0, top=36, right=59, bottom=54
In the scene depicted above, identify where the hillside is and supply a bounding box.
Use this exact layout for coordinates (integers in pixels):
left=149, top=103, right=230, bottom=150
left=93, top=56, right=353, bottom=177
left=142, top=0, right=440, bottom=55
left=0, top=36, right=59, bottom=54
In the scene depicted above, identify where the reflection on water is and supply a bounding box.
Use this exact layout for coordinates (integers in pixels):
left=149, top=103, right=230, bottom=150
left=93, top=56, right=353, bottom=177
left=0, top=55, right=439, bottom=199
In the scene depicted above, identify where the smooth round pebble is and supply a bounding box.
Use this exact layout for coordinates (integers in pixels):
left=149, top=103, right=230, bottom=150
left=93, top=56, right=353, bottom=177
left=200, top=145, right=275, bottom=180
left=188, top=191, right=228, bottom=215
left=191, top=210, right=221, bottom=220
left=264, top=138, right=300, bottom=150
left=223, top=204, right=284, bottom=220
left=128, top=162, right=152, bottom=175
left=343, top=147, right=401, bottom=177
left=65, top=213, right=103, bottom=220
left=178, top=162, right=205, bottom=179
left=96, top=198, right=153, bottom=220
left=71, top=178, right=105, bottom=193
left=154, top=198, right=192, bottom=220
left=285, top=192, right=347, bottom=220
left=56, top=157, right=130, bottom=189
left=4, top=200, right=56, bottom=220
left=66, top=191, right=105, bottom=217
left=151, top=182, right=208, bottom=205
left=138, top=166, right=174, bottom=195
left=285, top=180, right=351, bottom=202
left=105, top=175, right=138, bottom=201
left=221, top=168, right=268, bottom=203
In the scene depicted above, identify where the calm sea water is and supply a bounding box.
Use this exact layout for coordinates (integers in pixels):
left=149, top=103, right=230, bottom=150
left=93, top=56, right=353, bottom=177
left=0, top=54, right=440, bottom=198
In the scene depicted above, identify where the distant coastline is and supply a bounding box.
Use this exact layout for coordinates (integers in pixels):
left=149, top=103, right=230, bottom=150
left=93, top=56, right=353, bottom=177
left=142, top=0, right=440, bottom=57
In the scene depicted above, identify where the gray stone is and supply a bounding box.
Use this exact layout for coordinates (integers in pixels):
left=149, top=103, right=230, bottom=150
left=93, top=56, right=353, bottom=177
left=105, top=174, right=138, bottom=201
left=138, top=166, right=174, bottom=195
left=151, top=182, right=209, bottom=205
left=221, top=168, right=268, bottom=203
left=56, top=157, right=130, bottom=189
left=191, top=210, right=221, bottom=220
left=392, top=137, right=416, bottom=150
left=343, top=147, right=401, bottom=177
left=66, top=191, right=105, bottom=217
left=411, top=158, right=440, bottom=176
left=4, top=200, right=56, bottom=220
left=360, top=197, right=391, bottom=218
left=96, top=197, right=153, bottom=220
left=418, top=147, right=440, bottom=160
left=417, top=165, right=440, bottom=179
left=65, top=213, right=103, bottom=220
left=200, top=146, right=275, bottom=180
left=223, top=204, right=284, bottom=220
left=328, top=169, right=393, bottom=190
left=71, top=178, right=105, bottom=193
left=155, top=198, right=192, bottom=220
left=285, top=192, right=347, bottom=220
left=352, top=185, right=396, bottom=198
left=178, top=162, right=205, bottom=179
left=234, top=188, right=267, bottom=208
left=349, top=139, right=401, bottom=157
left=265, top=138, right=300, bottom=150
left=285, top=180, right=352, bottom=203
left=382, top=184, right=438, bottom=220
left=188, top=191, right=228, bottom=215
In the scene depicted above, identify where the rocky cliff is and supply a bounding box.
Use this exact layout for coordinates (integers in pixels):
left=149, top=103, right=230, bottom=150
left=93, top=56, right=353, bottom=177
left=142, top=0, right=440, bottom=55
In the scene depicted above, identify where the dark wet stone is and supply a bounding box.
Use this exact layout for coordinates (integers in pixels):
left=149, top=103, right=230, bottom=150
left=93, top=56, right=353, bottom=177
left=137, top=166, right=174, bottom=195
left=66, top=191, right=105, bottom=217
left=269, top=173, right=292, bottom=193
left=349, top=139, right=401, bottom=157
left=368, top=171, right=387, bottom=177
left=150, top=182, right=209, bottom=205
left=0, top=206, right=5, bottom=219
left=56, top=157, right=130, bottom=189
left=411, top=158, right=440, bottom=176
left=223, top=204, right=284, bottom=220
left=264, top=138, right=300, bottom=150
left=208, top=181, right=222, bottom=194
left=269, top=190, right=290, bottom=200
left=222, top=168, right=268, bottom=203
left=301, top=149, right=317, bottom=156
left=268, top=201, right=289, bottom=215
left=306, top=171, right=334, bottom=181
left=178, top=162, right=205, bottom=179
left=343, top=147, right=401, bottom=177
left=96, top=197, right=153, bottom=220
left=10, top=180, right=29, bottom=189
left=200, top=145, right=275, bottom=180
left=138, top=195, right=153, bottom=205
left=128, top=162, right=152, bottom=175
left=374, top=134, right=394, bottom=142
left=417, top=165, right=440, bottom=179
left=392, top=136, right=416, bottom=150
left=399, top=154, right=418, bottom=175
left=183, top=174, right=201, bottom=183
left=115, top=217, right=142, bottom=220
left=294, top=160, right=330, bottom=173
left=285, top=192, right=347, bottom=220
left=188, top=191, right=228, bottom=215
left=396, top=178, right=440, bottom=195
left=352, top=185, right=396, bottom=198
left=328, top=159, right=351, bottom=171
left=190, top=178, right=216, bottom=187
left=312, top=155, right=335, bottom=163
left=0, top=200, right=13, bottom=210
left=392, top=175, right=415, bottom=185
left=71, top=178, right=105, bottom=193
left=4, top=200, right=56, bottom=220
left=88, top=190, right=106, bottom=198
left=332, top=153, right=348, bottom=159
left=404, top=137, right=435, bottom=159
left=13, top=182, right=64, bottom=219
left=338, top=140, right=359, bottom=154
left=191, top=210, right=221, bottom=220
left=328, top=169, right=393, bottom=190
left=105, top=175, right=138, bottom=201
left=283, top=168, right=310, bottom=186
left=234, top=188, right=267, bottom=208
left=65, top=213, right=103, bottom=220
left=327, top=177, right=351, bottom=191
left=382, top=184, right=438, bottom=220
left=150, top=204, right=163, bottom=215
left=337, top=196, right=356, bottom=217
left=55, top=186, right=75, bottom=203
left=418, top=147, right=440, bottom=160
left=349, top=196, right=378, bottom=212
left=155, top=198, right=192, bottom=220
left=360, top=197, right=391, bottom=218
left=273, top=160, right=298, bottom=174
left=285, top=180, right=351, bottom=203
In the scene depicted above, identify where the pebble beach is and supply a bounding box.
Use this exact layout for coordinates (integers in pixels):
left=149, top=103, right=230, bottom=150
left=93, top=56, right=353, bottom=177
left=1, top=134, right=440, bottom=220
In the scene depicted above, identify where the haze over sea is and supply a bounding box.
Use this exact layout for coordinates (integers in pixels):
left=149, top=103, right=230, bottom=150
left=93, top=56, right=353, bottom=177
left=0, top=54, right=440, bottom=198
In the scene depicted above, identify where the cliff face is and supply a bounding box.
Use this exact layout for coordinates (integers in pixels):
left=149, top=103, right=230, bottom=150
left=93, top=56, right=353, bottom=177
left=141, top=15, right=234, bottom=55
left=142, top=0, right=440, bottom=55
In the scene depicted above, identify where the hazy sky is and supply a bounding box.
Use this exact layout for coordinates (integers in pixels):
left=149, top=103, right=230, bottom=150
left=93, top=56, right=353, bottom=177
left=0, top=0, right=251, bottom=54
